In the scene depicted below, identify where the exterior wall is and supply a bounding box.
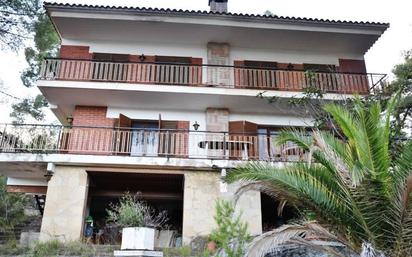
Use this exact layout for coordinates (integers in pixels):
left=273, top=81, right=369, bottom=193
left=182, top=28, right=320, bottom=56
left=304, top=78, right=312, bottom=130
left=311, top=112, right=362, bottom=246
left=182, top=171, right=262, bottom=244
left=61, top=39, right=363, bottom=68
left=60, top=45, right=92, bottom=59
left=40, top=166, right=89, bottom=242
left=106, top=107, right=314, bottom=128
left=73, top=106, right=116, bottom=127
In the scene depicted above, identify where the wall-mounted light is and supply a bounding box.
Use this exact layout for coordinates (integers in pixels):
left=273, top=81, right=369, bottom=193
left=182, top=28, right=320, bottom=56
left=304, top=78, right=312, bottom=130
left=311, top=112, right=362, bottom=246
left=193, top=121, right=200, bottom=131
left=66, top=115, right=73, bottom=126
left=139, top=54, right=146, bottom=62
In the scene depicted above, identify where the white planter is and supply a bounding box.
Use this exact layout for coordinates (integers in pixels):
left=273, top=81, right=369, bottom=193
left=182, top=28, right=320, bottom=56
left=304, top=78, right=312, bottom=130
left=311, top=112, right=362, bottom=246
left=121, top=227, right=155, bottom=250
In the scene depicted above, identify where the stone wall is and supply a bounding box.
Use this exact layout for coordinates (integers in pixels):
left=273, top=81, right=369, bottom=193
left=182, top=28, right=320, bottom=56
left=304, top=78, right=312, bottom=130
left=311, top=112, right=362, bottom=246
left=40, top=166, right=89, bottom=242
left=182, top=171, right=262, bottom=244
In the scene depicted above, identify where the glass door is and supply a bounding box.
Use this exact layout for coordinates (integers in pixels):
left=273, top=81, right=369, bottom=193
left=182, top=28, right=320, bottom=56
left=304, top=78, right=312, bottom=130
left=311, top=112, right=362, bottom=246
left=130, top=122, right=159, bottom=156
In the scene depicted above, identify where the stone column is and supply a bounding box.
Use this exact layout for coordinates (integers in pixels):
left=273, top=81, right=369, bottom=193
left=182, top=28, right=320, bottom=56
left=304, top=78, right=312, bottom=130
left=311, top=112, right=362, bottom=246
left=207, top=42, right=231, bottom=86
left=182, top=171, right=262, bottom=245
left=40, top=166, right=89, bottom=242
left=206, top=108, right=229, bottom=132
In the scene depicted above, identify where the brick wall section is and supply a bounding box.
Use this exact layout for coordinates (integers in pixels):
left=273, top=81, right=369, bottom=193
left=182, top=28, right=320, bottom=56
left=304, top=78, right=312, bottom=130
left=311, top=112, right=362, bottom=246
left=72, top=106, right=116, bottom=127
left=60, top=45, right=92, bottom=60
left=63, top=106, right=117, bottom=154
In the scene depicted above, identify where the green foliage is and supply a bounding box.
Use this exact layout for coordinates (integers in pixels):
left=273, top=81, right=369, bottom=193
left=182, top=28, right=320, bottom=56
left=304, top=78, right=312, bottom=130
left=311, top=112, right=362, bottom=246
left=1, top=1, right=59, bottom=123
left=106, top=193, right=168, bottom=228
left=9, top=94, right=48, bottom=124
left=21, top=12, right=59, bottom=88
left=163, top=246, right=189, bottom=257
left=0, top=240, right=96, bottom=256
left=0, top=240, right=29, bottom=255
left=210, top=200, right=251, bottom=257
left=226, top=94, right=412, bottom=256
left=30, top=240, right=95, bottom=257
left=0, top=175, right=29, bottom=241
left=106, top=194, right=145, bottom=228
left=0, top=0, right=41, bottom=51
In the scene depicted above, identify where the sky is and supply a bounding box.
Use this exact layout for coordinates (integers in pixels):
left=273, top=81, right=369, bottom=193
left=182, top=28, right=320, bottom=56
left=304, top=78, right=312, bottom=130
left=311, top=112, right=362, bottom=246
left=0, top=0, right=411, bottom=124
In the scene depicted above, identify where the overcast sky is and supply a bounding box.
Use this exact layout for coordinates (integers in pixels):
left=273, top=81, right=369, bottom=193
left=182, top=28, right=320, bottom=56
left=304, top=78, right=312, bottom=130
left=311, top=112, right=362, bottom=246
left=0, top=0, right=411, bottom=123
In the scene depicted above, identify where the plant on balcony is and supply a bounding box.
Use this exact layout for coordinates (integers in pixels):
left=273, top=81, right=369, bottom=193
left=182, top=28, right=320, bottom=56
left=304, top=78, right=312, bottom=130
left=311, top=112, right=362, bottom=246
left=106, top=193, right=168, bottom=251
left=226, top=93, right=412, bottom=257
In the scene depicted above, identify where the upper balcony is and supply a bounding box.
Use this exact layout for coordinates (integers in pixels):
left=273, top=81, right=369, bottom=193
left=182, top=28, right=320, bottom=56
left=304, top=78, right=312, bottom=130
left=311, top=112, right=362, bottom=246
left=40, top=58, right=387, bottom=95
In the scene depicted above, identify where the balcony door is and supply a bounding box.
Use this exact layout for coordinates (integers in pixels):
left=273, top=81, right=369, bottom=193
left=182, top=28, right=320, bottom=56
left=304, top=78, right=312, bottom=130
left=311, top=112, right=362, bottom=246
left=130, top=121, right=159, bottom=157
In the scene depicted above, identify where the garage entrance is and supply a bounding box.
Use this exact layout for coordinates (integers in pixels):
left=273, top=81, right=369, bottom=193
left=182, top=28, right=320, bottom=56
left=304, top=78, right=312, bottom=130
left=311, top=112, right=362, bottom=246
left=86, top=171, right=184, bottom=246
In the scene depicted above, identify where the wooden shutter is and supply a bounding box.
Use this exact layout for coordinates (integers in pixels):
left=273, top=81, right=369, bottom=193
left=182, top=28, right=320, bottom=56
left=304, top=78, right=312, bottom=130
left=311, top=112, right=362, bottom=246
left=229, top=121, right=258, bottom=160
left=115, top=114, right=132, bottom=155
left=191, top=58, right=203, bottom=86
left=338, top=59, right=368, bottom=94
left=237, top=60, right=278, bottom=89
left=155, top=56, right=192, bottom=85
left=92, top=53, right=129, bottom=81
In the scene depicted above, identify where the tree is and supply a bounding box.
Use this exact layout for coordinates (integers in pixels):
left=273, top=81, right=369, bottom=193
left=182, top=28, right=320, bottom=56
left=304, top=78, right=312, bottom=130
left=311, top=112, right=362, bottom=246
left=0, top=175, right=29, bottom=242
left=226, top=94, right=412, bottom=256
left=210, top=200, right=251, bottom=257
left=0, top=0, right=41, bottom=51
left=0, top=0, right=59, bottom=123
left=9, top=94, right=48, bottom=124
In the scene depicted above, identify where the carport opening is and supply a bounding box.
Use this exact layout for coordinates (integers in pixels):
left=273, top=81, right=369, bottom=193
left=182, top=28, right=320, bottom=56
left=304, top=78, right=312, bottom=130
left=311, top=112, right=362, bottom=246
left=86, top=172, right=184, bottom=246
left=261, top=193, right=298, bottom=232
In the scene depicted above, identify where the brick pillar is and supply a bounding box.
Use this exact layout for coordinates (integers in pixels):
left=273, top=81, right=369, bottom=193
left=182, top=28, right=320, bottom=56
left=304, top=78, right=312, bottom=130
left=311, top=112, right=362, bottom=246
left=40, top=166, right=89, bottom=242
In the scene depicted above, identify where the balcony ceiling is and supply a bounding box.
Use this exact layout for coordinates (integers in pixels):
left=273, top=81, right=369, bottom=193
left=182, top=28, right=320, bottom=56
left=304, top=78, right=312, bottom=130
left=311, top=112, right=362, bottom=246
left=51, top=15, right=383, bottom=55
left=38, top=80, right=320, bottom=124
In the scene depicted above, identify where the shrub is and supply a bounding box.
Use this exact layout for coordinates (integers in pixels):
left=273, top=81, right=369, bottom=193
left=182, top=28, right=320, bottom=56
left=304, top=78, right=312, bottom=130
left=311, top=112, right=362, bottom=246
left=106, top=193, right=168, bottom=228
left=31, top=240, right=95, bottom=257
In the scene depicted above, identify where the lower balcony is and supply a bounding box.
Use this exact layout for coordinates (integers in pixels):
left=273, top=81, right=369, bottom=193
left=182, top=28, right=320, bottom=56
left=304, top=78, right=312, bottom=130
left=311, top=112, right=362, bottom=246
left=0, top=124, right=305, bottom=162
left=40, top=58, right=387, bottom=95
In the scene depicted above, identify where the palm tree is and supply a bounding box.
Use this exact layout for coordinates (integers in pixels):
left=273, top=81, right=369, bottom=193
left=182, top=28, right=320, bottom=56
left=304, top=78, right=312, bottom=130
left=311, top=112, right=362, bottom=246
left=226, top=95, right=412, bottom=257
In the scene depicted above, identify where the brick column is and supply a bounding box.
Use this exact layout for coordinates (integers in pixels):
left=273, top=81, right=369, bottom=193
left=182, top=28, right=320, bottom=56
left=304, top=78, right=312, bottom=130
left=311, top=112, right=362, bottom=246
left=40, top=166, right=89, bottom=242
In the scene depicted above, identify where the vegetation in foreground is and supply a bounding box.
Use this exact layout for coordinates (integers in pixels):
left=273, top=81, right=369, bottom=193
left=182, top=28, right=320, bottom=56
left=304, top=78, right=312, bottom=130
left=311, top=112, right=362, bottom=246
left=0, top=240, right=96, bottom=257
left=226, top=93, right=412, bottom=257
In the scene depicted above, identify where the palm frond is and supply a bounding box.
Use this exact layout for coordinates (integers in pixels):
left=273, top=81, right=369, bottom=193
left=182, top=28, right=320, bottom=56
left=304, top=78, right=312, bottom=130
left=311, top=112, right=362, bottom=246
left=243, top=222, right=352, bottom=257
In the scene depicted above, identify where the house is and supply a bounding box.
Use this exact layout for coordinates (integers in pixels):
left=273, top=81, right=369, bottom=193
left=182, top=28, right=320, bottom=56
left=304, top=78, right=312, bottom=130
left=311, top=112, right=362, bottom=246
left=0, top=0, right=388, bottom=246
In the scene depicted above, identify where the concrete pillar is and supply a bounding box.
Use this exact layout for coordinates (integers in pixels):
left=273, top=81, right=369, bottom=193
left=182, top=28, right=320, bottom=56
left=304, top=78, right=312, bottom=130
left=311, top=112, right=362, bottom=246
left=207, top=42, right=231, bottom=86
left=206, top=108, right=229, bottom=132
left=182, top=171, right=262, bottom=245
left=40, top=166, right=89, bottom=242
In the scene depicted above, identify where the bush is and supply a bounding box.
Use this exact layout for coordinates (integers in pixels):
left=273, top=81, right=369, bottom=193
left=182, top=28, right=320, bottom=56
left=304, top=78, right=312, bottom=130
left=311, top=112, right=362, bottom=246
left=106, top=193, right=168, bottom=228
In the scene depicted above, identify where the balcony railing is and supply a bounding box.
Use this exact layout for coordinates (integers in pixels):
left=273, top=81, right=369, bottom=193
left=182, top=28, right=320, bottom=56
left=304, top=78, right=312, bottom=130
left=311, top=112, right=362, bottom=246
left=0, top=124, right=306, bottom=162
left=40, top=58, right=387, bottom=95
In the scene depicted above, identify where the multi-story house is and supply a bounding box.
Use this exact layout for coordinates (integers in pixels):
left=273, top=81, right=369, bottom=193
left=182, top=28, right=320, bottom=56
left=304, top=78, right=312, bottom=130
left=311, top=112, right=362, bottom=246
left=0, top=0, right=388, bottom=246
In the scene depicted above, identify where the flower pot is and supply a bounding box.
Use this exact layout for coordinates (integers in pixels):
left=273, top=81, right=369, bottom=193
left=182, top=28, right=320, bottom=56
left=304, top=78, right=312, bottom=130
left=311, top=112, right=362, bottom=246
left=207, top=241, right=217, bottom=252
left=121, top=227, right=155, bottom=250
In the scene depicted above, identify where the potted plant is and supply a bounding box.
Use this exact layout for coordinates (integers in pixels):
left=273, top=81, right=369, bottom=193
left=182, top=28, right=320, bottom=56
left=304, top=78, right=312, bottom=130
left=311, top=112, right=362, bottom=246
left=106, top=193, right=168, bottom=250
